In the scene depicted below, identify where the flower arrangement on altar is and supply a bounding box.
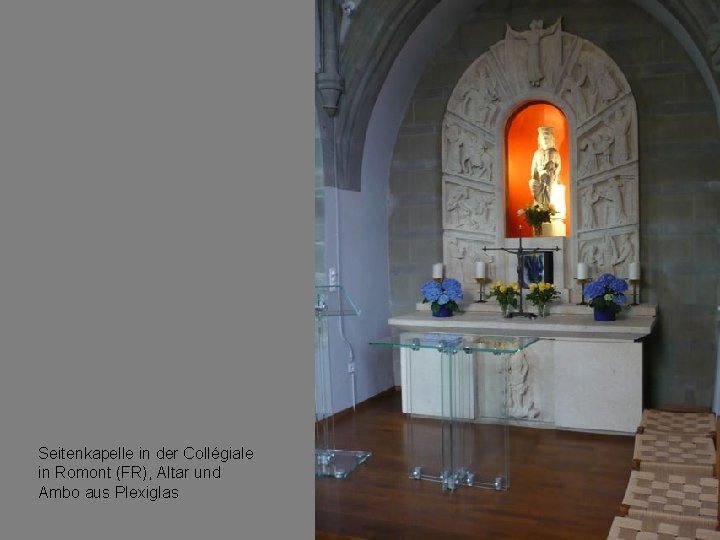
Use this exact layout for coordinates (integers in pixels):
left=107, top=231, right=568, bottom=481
left=584, top=273, right=628, bottom=320
left=525, top=282, right=560, bottom=306
left=517, top=203, right=557, bottom=234
left=487, top=281, right=520, bottom=308
left=421, top=278, right=463, bottom=317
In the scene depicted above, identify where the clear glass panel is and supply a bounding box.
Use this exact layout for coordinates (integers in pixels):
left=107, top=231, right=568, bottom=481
left=315, top=284, right=361, bottom=317
left=315, top=285, right=370, bottom=478
left=371, top=332, right=537, bottom=491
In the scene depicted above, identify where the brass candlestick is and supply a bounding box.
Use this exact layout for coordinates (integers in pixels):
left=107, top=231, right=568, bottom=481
left=630, top=279, right=640, bottom=305
left=433, top=277, right=443, bottom=283
left=576, top=278, right=589, bottom=305
left=474, top=277, right=488, bottom=303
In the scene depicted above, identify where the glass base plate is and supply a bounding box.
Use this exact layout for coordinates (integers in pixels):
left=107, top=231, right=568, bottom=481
left=315, top=449, right=371, bottom=479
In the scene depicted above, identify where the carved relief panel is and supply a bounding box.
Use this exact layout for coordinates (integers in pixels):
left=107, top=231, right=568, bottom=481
left=443, top=179, right=497, bottom=233
left=578, top=229, right=638, bottom=278
left=577, top=102, right=636, bottom=178
left=447, top=60, right=504, bottom=130
left=443, top=118, right=495, bottom=183
left=443, top=232, right=494, bottom=289
left=577, top=172, right=638, bottom=232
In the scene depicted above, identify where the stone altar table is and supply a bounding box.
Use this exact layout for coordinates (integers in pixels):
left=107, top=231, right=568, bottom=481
left=388, top=303, right=656, bottom=434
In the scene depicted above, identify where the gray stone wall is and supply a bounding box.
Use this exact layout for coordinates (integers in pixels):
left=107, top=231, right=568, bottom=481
left=388, top=0, right=720, bottom=407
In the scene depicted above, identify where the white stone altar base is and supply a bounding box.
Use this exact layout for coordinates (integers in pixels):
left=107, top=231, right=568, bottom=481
left=389, top=303, right=656, bottom=434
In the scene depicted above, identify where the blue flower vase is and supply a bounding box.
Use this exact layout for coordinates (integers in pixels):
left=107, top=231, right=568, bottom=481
left=593, top=307, right=616, bottom=321
left=432, top=305, right=454, bottom=318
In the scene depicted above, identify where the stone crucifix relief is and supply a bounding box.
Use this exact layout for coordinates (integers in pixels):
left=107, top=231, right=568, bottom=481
left=505, top=19, right=561, bottom=88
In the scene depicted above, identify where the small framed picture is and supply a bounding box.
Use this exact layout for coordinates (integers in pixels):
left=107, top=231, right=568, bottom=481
left=521, top=251, right=554, bottom=288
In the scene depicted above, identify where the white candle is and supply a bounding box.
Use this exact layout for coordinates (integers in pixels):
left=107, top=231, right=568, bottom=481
left=432, top=263, right=443, bottom=279
left=629, top=262, right=640, bottom=280
left=475, top=261, right=486, bottom=279
left=577, top=262, right=588, bottom=280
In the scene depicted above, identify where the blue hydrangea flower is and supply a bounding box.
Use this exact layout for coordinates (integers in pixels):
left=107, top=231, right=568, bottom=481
left=610, top=278, right=629, bottom=293
left=583, top=281, right=605, bottom=301
left=441, top=278, right=463, bottom=301
left=583, top=272, right=629, bottom=313
left=420, top=277, right=463, bottom=314
left=421, top=280, right=442, bottom=302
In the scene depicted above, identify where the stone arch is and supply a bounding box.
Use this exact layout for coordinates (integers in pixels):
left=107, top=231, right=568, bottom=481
left=441, top=19, right=639, bottom=290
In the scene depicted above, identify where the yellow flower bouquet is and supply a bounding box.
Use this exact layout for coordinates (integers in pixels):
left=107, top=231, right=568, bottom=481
left=525, top=282, right=560, bottom=306
left=487, top=281, right=520, bottom=308
left=517, top=203, right=557, bottom=235
left=525, top=281, right=560, bottom=317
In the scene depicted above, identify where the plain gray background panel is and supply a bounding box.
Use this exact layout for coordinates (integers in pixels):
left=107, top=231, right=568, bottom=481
left=0, top=1, right=314, bottom=538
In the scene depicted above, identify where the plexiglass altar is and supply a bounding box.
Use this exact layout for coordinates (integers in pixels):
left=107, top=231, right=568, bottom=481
left=370, top=333, right=538, bottom=491
left=315, top=285, right=371, bottom=478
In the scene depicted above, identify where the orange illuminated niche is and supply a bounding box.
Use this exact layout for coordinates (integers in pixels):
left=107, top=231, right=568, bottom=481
left=505, top=102, right=570, bottom=238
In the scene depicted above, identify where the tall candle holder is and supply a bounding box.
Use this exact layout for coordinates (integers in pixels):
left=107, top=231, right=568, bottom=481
left=474, top=277, right=488, bottom=303
left=576, top=278, right=589, bottom=305
left=629, top=279, right=640, bottom=305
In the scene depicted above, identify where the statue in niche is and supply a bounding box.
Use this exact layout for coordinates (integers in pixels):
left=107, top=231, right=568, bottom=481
left=529, top=127, right=562, bottom=208
left=508, top=351, right=539, bottom=419
left=505, top=19, right=561, bottom=88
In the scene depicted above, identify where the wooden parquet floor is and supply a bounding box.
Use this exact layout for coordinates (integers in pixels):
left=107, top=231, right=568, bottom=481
left=316, top=390, right=635, bottom=540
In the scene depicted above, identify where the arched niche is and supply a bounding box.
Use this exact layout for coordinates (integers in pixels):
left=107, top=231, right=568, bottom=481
left=505, top=102, right=570, bottom=238
left=441, top=19, right=638, bottom=298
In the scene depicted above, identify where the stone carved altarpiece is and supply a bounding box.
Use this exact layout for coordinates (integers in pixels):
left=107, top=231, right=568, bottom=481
left=441, top=19, right=639, bottom=286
